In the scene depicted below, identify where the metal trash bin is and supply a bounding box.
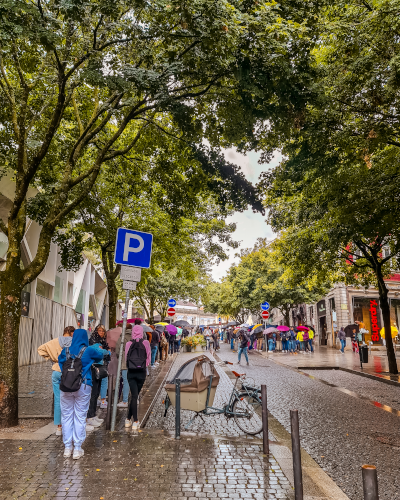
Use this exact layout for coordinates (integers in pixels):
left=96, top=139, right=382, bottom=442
left=359, top=345, right=369, bottom=364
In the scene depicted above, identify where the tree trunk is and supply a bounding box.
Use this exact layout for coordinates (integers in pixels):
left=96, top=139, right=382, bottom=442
left=0, top=261, right=24, bottom=428
left=376, top=268, right=398, bottom=374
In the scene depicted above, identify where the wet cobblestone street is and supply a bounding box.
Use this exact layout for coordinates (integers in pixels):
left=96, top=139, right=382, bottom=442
left=0, top=428, right=293, bottom=499
left=213, top=344, right=400, bottom=500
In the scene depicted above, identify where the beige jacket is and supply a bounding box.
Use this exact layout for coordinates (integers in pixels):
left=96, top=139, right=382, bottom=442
left=37, top=338, right=63, bottom=372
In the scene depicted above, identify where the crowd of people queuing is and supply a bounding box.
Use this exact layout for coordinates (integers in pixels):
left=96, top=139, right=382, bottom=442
left=37, top=318, right=315, bottom=459
left=37, top=319, right=191, bottom=460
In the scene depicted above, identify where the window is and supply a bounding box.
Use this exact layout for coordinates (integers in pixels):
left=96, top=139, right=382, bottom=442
left=54, top=276, right=63, bottom=304
left=67, top=282, right=74, bottom=305
left=36, top=279, right=53, bottom=299
left=75, top=289, right=86, bottom=313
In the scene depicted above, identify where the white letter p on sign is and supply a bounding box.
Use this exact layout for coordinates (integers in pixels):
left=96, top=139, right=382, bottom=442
left=123, top=233, right=145, bottom=261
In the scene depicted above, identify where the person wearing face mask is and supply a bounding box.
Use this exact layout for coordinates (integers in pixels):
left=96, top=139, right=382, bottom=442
left=38, top=326, right=75, bottom=436
left=86, top=324, right=110, bottom=428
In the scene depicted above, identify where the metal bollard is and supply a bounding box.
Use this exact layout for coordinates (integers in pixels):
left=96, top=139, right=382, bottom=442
left=290, top=409, right=304, bottom=500
left=105, top=375, right=115, bottom=431
left=362, top=465, right=379, bottom=500
left=261, top=385, right=269, bottom=455
left=175, top=379, right=181, bottom=439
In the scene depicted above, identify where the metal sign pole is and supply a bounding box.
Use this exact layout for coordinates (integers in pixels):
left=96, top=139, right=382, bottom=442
left=111, top=289, right=130, bottom=431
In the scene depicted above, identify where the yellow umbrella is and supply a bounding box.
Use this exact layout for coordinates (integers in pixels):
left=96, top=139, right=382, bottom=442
left=155, top=322, right=169, bottom=326
left=380, top=326, right=399, bottom=339
left=252, top=324, right=263, bottom=330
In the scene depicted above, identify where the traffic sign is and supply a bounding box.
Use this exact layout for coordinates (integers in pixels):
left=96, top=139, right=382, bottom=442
left=168, top=298, right=176, bottom=307
left=261, top=301, right=270, bottom=311
left=120, top=266, right=141, bottom=282
left=114, top=228, right=153, bottom=268
left=262, top=311, right=269, bottom=319
left=122, top=281, right=137, bottom=291
left=167, top=307, right=175, bottom=317
left=218, top=317, right=221, bottom=323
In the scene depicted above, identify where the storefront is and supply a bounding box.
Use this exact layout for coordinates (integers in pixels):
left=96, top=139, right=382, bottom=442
left=353, top=296, right=400, bottom=345
left=317, top=299, right=328, bottom=345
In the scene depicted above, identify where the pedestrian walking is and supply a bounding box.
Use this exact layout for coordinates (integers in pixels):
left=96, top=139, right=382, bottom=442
left=281, top=330, right=288, bottom=353
left=37, top=326, right=75, bottom=436
left=150, top=326, right=160, bottom=368
left=238, top=329, right=250, bottom=365
left=86, top=325, right=110, bottom=427
left=256, top=328, right=264, bottom=351
left=302, top=329, right=310, bottom=353
left=268, top=332, right=276, bottom=352
left=211, top=330, right=219, bottom=352
left=308, top=328, right=315, bottom=353
left=167, top=329, right=175, bottom=356
left=338, top=327, right=346, bottom=353
left=159, top=327, right=168, bottom=361
left=296, top=330, right=305, bottom=353
left=58, top=329, right=108, bottom=459
left=125, top=324, right=151, bottom=430
left=175, top=327, right=182, bottom=352
left=288, top=329, right=297, bottom=354
left=115, top=326, right=133, bottom=408
left=275, top=331, right=282, bottom=352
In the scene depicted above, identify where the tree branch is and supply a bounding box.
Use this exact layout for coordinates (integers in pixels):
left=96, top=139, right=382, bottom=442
left=104, top=125, right=147, bottom=161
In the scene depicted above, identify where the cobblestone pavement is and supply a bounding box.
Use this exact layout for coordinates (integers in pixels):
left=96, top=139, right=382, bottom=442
left=301, top=368, right=400, bottom=412
left=215, top=344, right=400, bottom=500
left=145, top=350, right=263, bottom=439
left=0, top=428, right=293, bottom=499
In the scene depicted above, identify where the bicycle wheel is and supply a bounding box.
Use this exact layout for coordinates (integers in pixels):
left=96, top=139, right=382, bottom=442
left=232, top=395, right=263, bottom=435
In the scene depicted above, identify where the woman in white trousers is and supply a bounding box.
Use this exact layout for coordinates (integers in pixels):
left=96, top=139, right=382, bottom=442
left=58, top=329, right=106, bottom=459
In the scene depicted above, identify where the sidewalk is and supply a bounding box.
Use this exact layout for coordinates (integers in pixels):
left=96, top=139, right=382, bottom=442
left=259, top=344, right=400, bottom=384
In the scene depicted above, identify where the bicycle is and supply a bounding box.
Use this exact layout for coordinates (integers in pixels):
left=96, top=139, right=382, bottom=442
left=164, top=360, right=263, bottom=435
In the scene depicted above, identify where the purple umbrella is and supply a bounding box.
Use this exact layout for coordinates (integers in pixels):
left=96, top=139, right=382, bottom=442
left=277, top=325, right=290, bottom=332
left=165, top=324, right=177, bottom=335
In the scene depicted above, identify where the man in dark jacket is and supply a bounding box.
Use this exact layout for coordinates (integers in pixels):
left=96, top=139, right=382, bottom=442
left=150, top=328, right=160, bottom=367
left=238, top=329, right=249, bottom=365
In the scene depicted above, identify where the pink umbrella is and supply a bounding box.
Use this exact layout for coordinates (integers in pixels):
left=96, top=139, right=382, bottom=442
left=277, top=325, right=290, bottom=332
left=296, top=326, right=309, bottom=331
left=165, top=324, right=177, bottom=335
left=116, top=317, right=143, bottom=326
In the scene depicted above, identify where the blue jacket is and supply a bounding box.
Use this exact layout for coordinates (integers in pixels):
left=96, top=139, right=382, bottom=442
left=58, top=329, right=106, bottom=387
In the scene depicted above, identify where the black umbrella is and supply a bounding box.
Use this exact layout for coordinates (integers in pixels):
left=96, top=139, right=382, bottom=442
left=252, top=326, right=264, bottom=335
left=173, top=320, right=190, bottom=327
left=142, top=325, right=154, bottom=333
left=227, top=321, right=239, bottom=326
left=344, top=324, right=359, bottom=337
left=155, top=324, right=165, bottom=332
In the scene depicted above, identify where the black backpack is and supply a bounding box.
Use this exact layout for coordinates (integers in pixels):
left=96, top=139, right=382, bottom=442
left=60, top=346, right=87, bottom=393
left=281, top=332, right=287, bottom=341
left=127, top=339, right=147, bottom=369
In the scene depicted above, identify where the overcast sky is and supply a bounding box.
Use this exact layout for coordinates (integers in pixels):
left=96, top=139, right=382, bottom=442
left=210, top=148, right=282, bottom=281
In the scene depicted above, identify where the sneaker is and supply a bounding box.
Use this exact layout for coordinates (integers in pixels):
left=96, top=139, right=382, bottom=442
left=131, top=421, right=140, bottom=431
left=117, top=401, right=128, bottom=408
left=86, top=418, right=101, bottom=428
left=246, top=362, right=250, bottom=366
left=94, top=416, right=104, bottom=424
left=73, top=448, right=84, bottom=460
left=56, top=426, right=62, bottom=436
left=151, top=365, right=156, bottom=369
left=63, top=447, right=72, bottom=458
left=125, top=418, right=132, bottom=428
left=100, top=400, right=108, bottom=409
left=86, top=424, right=95, bottom=432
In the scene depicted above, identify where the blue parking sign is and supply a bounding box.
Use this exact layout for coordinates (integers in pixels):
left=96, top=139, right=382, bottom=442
left=114, top=228, right=153, bottom=268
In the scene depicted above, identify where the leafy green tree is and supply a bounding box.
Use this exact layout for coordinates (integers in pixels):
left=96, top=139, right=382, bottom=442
left=263, top=137, right=400, bottom=373
left=0, top=0, right=313, bottom=426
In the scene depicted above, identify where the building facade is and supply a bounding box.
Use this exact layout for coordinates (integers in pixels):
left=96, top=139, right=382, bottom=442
left=270, top=280, right=400, bottom=348
left=1, top=177, right=109, bottom=366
